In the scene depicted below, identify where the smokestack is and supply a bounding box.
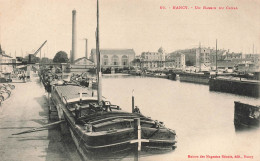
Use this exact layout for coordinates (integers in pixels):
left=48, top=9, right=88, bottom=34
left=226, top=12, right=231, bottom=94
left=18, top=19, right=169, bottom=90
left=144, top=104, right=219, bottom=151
left=85, top=39, right=88, bottom=59
left=71, top=10, right=77, bottom=63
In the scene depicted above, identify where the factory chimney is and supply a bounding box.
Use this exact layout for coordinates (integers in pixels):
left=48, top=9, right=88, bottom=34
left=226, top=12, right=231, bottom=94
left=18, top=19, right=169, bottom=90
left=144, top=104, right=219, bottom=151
left=71, top=10, right=77, bottom=63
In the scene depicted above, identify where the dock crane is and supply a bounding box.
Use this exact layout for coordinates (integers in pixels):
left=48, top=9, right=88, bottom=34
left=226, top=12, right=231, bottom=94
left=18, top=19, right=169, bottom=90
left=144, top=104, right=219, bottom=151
left=28, top=40, right=47, bottom=63
left=16, top=40, right=48, bottom=76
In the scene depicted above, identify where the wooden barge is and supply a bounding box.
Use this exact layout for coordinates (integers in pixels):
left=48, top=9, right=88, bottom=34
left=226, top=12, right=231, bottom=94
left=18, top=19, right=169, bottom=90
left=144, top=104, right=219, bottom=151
left=209, top=77, right=260, bottom=98
left=50, top=84, right=177, bottom=159
left=234, top=101, right=260, bottom=129
left=179, top=72, right=210, bottom=85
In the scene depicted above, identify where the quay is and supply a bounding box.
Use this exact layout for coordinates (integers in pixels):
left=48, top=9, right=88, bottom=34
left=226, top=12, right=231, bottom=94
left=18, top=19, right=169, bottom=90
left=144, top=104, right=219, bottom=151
left=0, top=75, right=81, bottom=161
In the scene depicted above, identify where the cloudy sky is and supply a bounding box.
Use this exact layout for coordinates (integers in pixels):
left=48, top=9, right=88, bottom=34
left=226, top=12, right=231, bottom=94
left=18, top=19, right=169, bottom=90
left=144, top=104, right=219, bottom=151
left=0, top=0, right=259, bottom=59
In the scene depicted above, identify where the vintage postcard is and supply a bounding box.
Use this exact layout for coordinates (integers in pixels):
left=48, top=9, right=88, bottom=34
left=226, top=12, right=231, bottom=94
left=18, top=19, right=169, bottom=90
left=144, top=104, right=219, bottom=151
left=0, top=0, right=259, bottom=161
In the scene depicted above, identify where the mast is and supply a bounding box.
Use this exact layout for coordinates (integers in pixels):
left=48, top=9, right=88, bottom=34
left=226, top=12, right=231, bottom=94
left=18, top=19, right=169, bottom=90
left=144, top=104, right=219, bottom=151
left=253, top=43, right=254, bottom=54
left=199, top=42, right=201, bottom=72
left=96, top=0, right=102, bottom=105
left=216, top=39, right=218, bottom=76
left=85, top=38, right=88, bottom=59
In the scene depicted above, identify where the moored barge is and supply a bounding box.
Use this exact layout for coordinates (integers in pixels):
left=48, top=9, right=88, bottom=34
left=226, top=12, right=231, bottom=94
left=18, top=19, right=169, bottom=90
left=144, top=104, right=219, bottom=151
left=234, top=101, right=260, bottom=129
left=179, top=72, right=210, bottom=85
left=209, top=76, right=260, bottom=98
left=50, top=84, right=177, bottom=159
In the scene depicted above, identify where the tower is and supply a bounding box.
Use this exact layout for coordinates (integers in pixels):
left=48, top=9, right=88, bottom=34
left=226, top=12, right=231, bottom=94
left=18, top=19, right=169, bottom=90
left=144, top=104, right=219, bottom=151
left=71, top=10, right=77, bottom=63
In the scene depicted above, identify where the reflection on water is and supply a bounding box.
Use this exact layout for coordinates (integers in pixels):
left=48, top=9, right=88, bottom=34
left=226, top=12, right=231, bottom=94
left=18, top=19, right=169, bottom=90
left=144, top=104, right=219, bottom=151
left=235, top=126, right=259, bottom=133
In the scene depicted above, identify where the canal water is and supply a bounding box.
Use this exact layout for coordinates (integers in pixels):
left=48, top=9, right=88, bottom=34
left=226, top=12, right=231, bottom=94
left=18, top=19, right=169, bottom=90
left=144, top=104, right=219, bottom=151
left=0, top=74, right=259, bottom=161
left=101, top=75, right=260, bottom=161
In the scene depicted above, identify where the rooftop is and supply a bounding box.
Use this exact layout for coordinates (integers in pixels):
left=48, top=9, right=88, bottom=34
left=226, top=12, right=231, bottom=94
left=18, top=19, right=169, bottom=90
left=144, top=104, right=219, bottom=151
left=91, top=49, right=135, bottom=55
left=74, top=57, right=94, bottom=63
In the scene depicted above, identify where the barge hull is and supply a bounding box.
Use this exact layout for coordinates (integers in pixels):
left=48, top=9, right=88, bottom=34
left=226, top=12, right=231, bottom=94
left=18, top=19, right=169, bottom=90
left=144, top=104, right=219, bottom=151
left=179, top=73, right=209, bottom=85
left=209, top=78, right=260, bottom=98
left=234, top=101, right=260, bottom=128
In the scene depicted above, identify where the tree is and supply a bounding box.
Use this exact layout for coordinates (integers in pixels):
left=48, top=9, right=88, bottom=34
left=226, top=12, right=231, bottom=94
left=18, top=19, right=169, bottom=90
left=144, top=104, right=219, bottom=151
left=131, top=58, right=141, bottom=67
left=53, top=51, right=69, bottom=63
left=40, top=57, right=53, bottom=64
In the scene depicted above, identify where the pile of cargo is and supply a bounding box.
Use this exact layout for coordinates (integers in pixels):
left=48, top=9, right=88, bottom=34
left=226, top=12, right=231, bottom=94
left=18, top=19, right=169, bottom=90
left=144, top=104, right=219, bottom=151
left=70, top=73, right=90, bottom=87
left=0, top=84, right=15, bottom=106
left=39, top=67, right=63, bottom=93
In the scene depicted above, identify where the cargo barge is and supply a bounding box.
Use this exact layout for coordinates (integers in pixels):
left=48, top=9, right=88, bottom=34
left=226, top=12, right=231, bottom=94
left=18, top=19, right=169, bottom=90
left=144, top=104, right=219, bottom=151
left=234, top=101, right=260, bottom=129
left=209, top=76, right=260, bottom=98
left=179, top=72, right=210, bottom=85
left=50, top=84, right=176, bottom=159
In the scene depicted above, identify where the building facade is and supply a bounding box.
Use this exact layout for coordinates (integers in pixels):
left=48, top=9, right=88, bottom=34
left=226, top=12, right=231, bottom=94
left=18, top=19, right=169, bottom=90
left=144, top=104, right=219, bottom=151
left=140, top=47, right=166, bottom=69
left=67, top=57, right=95, bottom=72
left=169, top=48, right=197, bottom=66
left=0, top=45, right=14, bottom=77
left=210, top=50, right=242, bottom=62
left=165, top=52, right=186, bottom=70
left=169, top=47, right=230, bottom=67
left=225, top=52, right=242, bottom=60
left=196, top=47, right=211, bottom=68
left=90, top=49, right=135, bottom=68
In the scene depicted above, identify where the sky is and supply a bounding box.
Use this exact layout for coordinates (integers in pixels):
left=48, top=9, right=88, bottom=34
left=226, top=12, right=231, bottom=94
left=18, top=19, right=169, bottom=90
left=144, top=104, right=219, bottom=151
left=0, top=0, right=259, bottom=59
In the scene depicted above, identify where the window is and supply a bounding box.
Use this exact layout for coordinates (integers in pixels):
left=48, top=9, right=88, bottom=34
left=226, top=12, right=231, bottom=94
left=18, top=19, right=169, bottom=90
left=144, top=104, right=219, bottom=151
left=111, top=55, right=119, bottom=65
left=122, top=55, right=128, bottom=66
left=103, top=55, right=108, bottom=65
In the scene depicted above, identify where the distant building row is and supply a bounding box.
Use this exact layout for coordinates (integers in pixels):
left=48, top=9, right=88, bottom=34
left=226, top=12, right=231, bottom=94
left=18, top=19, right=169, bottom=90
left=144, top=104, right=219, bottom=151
left=136, top=47, right=259, bottom=73
left=0, top=45, right=14, bottom=77
left=87, top=47, right=259, bottom=73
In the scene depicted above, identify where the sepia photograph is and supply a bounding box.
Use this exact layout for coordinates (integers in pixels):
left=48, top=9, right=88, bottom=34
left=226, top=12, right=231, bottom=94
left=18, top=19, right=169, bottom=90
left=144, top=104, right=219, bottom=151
left=0, top=0, right=259, bottom=160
